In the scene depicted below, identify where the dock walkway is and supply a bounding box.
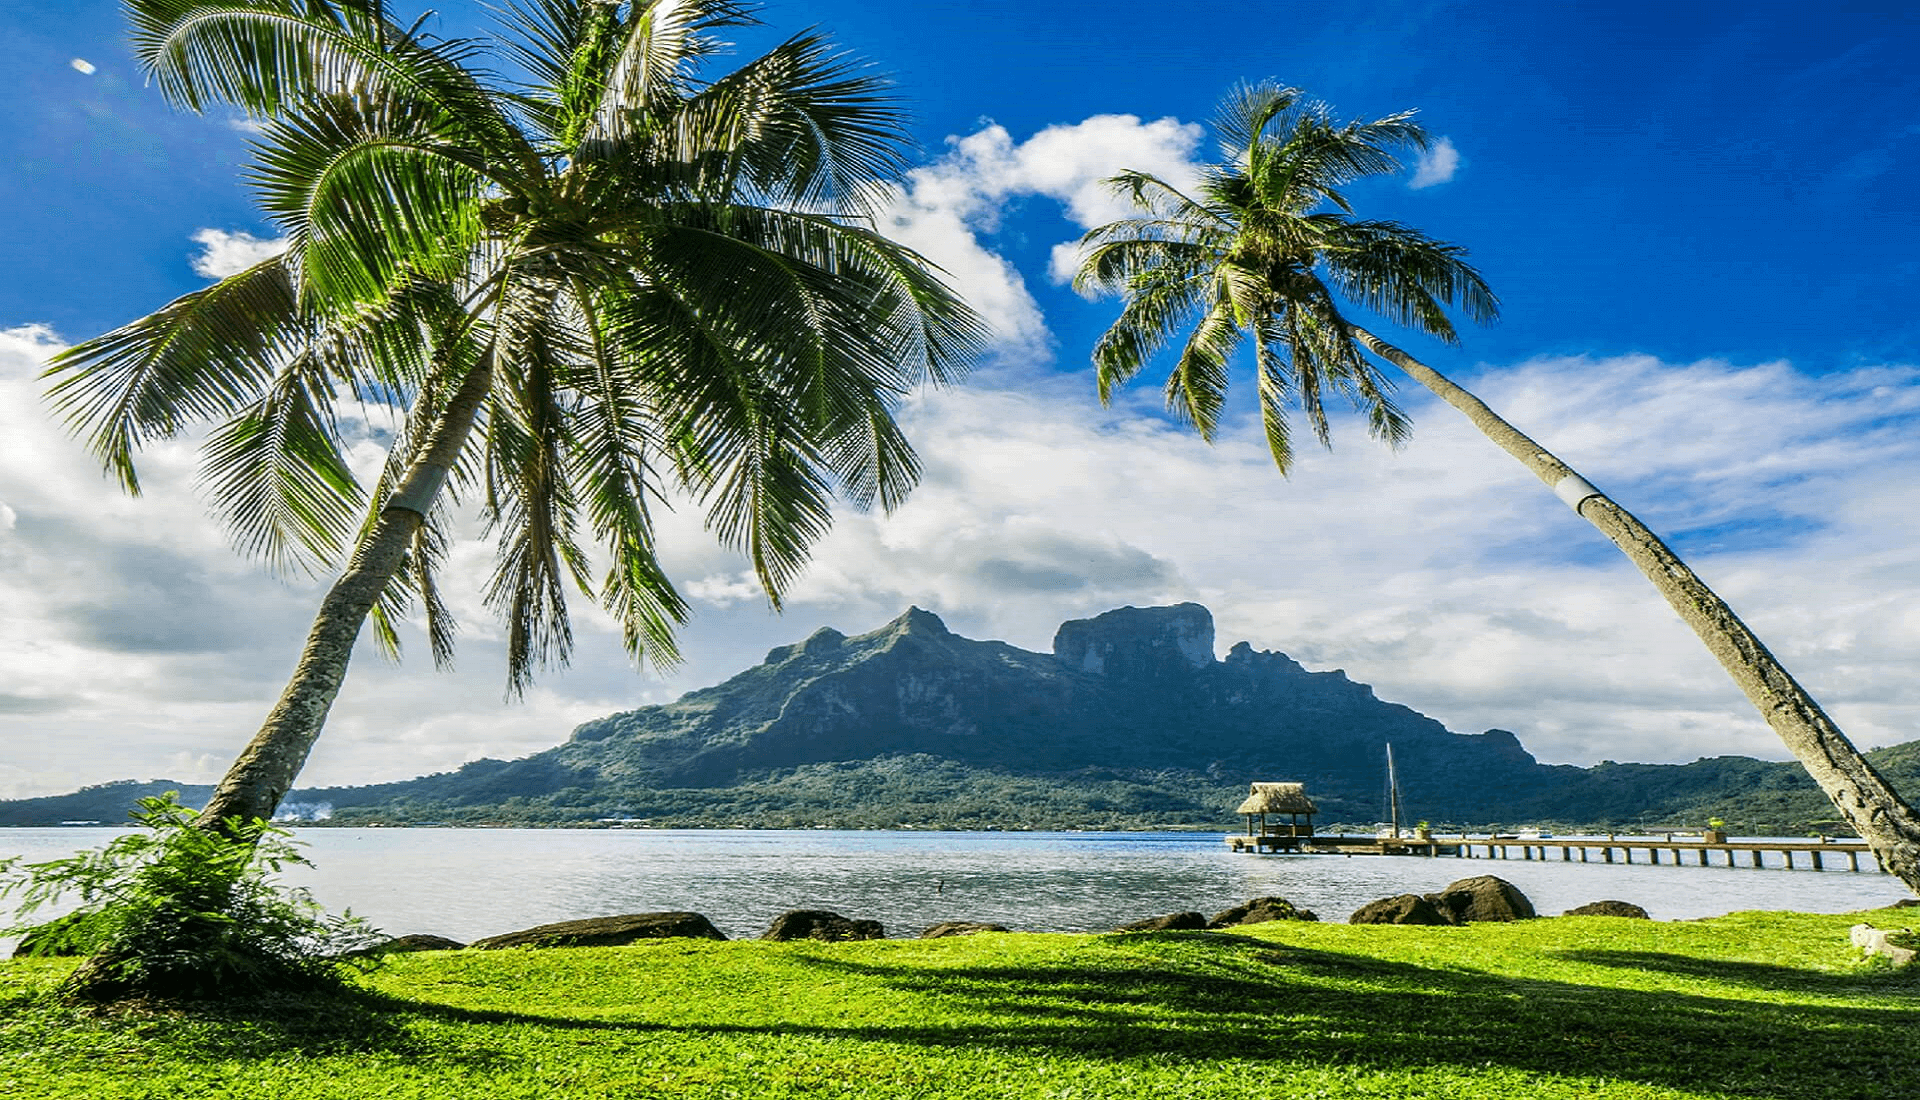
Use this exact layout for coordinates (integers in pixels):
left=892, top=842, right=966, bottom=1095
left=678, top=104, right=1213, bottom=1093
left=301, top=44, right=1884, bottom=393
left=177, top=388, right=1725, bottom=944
left=1227, top=833, right=1883, bottom=873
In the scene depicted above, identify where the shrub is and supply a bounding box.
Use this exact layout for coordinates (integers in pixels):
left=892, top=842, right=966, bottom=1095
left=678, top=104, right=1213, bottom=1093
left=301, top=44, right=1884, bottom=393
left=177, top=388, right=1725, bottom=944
left=1, top=794, right=382, bottom=1002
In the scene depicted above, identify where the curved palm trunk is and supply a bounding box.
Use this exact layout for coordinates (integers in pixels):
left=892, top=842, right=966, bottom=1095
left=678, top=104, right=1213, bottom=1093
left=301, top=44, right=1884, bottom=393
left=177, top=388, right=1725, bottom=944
left=1350, top=325, right=1920, bottom=893
left=195, top=358, right=494, bottom=828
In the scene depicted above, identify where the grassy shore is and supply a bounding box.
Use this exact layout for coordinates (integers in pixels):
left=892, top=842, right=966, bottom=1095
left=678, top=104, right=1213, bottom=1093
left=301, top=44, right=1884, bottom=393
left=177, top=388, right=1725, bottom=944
left=2, top=906, right=1915, bottom=1099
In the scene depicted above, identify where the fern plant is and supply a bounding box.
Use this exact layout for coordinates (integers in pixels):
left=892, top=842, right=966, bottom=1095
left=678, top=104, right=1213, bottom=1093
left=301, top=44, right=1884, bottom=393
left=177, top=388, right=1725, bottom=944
left=1, top=795, right=382, bottom=1001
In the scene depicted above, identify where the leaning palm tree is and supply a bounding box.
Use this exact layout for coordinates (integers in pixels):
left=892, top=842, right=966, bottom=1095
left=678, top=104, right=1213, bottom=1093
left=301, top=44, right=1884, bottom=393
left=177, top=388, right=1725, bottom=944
left=43, top=0, right=983, bottom=830
left=1075, top=81, right=1920, bottom=893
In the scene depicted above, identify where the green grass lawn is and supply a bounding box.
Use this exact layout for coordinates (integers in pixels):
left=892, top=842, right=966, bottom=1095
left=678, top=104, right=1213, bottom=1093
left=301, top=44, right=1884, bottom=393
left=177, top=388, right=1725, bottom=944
left=3, top=907, right=1915, bottom=1099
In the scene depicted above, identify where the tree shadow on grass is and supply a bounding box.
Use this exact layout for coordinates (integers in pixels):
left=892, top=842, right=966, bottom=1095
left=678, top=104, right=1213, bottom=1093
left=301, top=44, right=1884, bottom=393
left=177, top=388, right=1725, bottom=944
left=360, top=931, right=1920, bottom=1097
left=753, top=933, right=1919, bottom=1097
left=1551, top=948, right=1920, bottom=993
left=16, top=933, right=1917, bottom=1099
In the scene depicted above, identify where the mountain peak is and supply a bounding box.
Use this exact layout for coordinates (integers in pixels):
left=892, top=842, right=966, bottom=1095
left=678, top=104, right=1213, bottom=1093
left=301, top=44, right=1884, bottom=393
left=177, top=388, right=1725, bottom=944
left=886, top=606, right=951, bottom=636
left=1052, top=603, right=1215, bottom=677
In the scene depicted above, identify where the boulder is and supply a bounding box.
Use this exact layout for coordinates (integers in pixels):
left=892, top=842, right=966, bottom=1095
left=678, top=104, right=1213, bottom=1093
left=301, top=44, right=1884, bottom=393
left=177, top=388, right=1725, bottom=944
left=1208, top=896, right=1318, bottom=928
left=1850, top=923, right=1917, bottom=967
left=472, top=912, right=726, bottom=949
left=1427, top=875, right=1535, bottom=923
left=1116, top=911, right=1209, bottom=932
left=762, top=909, right=886, bottom=942
left=373, top=933, right=468, bottom=953
left=1349, top=894, right=1453, bottom=926
left=919, top=921, right=1009, bottom=938
left=1892, top=898, right=1919, bottom=909
left=1563, top=900, right=1649, bottom=919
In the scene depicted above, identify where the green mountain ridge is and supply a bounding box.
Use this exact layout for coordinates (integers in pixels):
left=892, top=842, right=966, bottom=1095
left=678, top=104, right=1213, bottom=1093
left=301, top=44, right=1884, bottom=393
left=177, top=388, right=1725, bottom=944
left=5, top=605, right=1914, bottom=832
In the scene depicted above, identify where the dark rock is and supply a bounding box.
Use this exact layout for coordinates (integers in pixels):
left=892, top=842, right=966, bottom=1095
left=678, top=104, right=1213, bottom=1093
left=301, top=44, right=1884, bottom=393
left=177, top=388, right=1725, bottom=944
left=919, top=921, right=1009, bottom=938
left=1892, top=898, right=1920, bottom=909
left=762, top=909, right=885, bottom=942
left=1116, top=911, right=1209, bottom=932
left=1208, top=896, right=1319, bottom=928
left=374, top=933, right=468, bottom=953
left=1427, top=875, right=1535, bottom=923
left=1564, top=900, right=1650, bottom=919
left=1349, top=894, right=1453, bottom=925
left=472, top=912, right=726, bottom=949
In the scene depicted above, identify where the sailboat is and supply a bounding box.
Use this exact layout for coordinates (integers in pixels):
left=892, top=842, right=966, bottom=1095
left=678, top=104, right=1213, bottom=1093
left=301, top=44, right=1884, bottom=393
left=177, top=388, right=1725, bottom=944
left=1376, top=742, right=1404, bottom=839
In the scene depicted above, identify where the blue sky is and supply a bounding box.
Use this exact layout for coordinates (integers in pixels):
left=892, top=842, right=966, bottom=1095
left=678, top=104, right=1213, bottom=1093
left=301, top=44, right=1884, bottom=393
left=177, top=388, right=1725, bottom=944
left=1, top=1, right=1918, bottom=799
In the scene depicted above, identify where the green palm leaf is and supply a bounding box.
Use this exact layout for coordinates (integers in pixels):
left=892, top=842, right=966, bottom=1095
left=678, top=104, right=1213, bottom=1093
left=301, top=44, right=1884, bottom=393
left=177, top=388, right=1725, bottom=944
left=1080, top=79, right=1491, bottom=468
left=43, top=255, right=300, bottom=493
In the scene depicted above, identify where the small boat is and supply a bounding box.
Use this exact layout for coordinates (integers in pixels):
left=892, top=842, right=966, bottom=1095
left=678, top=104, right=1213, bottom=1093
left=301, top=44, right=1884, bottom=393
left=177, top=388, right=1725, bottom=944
left=1514, top=827, right=1554, bottom=840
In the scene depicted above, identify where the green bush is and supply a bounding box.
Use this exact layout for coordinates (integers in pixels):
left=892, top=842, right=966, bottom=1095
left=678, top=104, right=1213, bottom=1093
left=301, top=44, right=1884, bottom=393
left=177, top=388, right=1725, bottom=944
left=0, top=794, right=382, bottom=1002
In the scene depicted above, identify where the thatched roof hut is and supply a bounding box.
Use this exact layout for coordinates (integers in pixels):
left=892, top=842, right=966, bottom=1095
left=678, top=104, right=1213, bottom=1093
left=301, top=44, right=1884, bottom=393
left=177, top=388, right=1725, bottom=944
left=1236, top=782, right=1318, bottom=816
left=1236, top=782, right=1318, bottom=843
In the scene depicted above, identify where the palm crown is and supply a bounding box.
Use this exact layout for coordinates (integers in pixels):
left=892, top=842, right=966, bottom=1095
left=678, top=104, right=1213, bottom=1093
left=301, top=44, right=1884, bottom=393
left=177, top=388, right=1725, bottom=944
left=1074, top=82, right=1496, bottom=472
left=45, top=0, right=984, bottom=691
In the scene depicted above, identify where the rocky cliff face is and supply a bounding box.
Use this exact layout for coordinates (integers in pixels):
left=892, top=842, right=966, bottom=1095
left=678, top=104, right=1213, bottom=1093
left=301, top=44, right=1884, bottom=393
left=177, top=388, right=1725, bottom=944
left=1053, top=603, right=1215, bottom=678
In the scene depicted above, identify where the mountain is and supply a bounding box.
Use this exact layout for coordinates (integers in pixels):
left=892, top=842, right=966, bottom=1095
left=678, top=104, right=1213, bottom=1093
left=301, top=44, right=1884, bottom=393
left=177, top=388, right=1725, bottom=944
left=3, top=604, right=1914, bottom=832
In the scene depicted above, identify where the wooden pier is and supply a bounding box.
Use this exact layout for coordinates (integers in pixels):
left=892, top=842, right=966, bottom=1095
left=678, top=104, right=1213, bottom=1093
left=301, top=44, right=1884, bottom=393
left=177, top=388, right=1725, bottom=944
left=1227, top=833, right=1884, bottom=873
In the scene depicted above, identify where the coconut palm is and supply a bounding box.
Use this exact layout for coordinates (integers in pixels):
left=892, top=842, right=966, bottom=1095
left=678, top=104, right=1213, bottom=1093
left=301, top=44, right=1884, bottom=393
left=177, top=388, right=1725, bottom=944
left=43, top=0, right=984, bottom=829
left=1075, top=81, right=1920, bottom=893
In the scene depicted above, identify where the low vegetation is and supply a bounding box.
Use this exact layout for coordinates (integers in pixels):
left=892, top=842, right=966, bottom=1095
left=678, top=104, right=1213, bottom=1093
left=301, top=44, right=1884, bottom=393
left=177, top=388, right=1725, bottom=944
left=0, top=796, right=380, bottom=1002
left=11, top=742, right=1918, bottom=835
left=3, top=906, right=1915, bottom=1098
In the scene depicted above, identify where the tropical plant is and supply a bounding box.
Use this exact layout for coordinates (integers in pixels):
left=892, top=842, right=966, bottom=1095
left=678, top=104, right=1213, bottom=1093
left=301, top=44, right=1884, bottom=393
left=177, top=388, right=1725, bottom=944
left=42, top=0, right=983, bottom=831
left=1073, top=81, right=1920, bottom=894
left=0, top=794, right=382, bottom=1000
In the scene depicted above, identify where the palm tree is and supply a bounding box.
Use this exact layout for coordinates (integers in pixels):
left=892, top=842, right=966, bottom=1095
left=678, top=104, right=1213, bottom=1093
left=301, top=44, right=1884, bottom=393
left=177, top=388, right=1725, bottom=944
left=43, top=0, right=984, bottom=829
left=1075, top=82, right=1920, bottom=893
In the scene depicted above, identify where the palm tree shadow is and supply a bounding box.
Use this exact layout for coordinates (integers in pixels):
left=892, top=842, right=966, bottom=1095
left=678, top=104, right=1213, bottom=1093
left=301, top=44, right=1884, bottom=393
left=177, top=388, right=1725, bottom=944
left=1552, top=948, right=1920, bottom=993
left=80, top=934, right=1919, bottom=1098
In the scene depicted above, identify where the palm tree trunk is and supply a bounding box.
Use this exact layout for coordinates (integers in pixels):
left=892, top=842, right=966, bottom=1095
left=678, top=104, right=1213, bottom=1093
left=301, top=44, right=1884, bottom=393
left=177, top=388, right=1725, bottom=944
left=1349, top=325, right=1920, bottom=893
left=196, top=358, right=494, bottom=828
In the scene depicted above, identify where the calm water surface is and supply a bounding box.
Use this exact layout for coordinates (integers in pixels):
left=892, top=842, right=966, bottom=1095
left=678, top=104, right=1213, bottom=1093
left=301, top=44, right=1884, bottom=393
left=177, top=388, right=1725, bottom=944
left=2, top=829, right=1907, bottom=943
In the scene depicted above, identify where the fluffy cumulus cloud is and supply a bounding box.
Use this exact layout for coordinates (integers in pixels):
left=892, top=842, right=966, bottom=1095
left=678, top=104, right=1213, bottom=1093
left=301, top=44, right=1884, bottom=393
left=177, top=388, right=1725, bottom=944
left=189, top=228, right=287, bottom=278
left=1410, top=136, right=1460, bottom=188
left=2, top=112, right=1918, bottom=801
left=875, top=114, right=1204, bottom=361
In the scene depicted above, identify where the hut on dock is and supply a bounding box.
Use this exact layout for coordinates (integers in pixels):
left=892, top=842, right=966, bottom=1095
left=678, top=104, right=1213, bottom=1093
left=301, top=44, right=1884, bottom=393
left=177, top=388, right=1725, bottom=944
left=1237, top=782, right=1318, bottom=847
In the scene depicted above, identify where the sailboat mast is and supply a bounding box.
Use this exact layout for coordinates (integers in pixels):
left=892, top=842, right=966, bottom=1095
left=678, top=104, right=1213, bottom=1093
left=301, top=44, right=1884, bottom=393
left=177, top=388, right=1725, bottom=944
left=1386, top=742, right=1402, bottom=839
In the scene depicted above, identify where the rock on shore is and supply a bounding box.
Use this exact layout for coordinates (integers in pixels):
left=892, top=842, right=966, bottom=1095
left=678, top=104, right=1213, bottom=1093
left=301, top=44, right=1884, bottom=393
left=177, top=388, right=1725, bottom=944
left=472, top=912, right=727, bottom=948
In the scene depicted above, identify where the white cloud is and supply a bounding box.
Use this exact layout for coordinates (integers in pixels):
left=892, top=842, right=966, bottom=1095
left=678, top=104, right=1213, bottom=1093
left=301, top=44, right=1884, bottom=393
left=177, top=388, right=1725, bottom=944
left=70, top=59, right=96, bottom=76
left=189, top=228, right=288, bottom=279
left=876, top=114, right=1204, bottom=361
left=1410, top=136, right=1461, bottom=189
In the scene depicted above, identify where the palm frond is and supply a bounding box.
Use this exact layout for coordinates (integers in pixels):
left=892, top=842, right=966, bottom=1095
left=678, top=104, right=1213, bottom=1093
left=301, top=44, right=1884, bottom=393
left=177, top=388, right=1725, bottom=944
left=671, top=33, right=910, bottom=211
left=1212, top=80, right=1301, bottom=165
left=364, top=503, right=457, bottom=668
left=127, top=0, right=514, bottom=152
left=42, top=255, right=300, bottom=493
left=1324, top=219, right=1500, bottom=338
left=249, top=94, right=491, bottom=311
left=200, top=356, right=364, bottom=574
left=580, top=0, right=755, bottom=148
left=483, top=344, right=590, bottom=695
left=1085, top=260, right=1206, bottom=401
left=1165, top=292, right=1243, bottom=439
left=1251, top=316, right=1298, bottom=473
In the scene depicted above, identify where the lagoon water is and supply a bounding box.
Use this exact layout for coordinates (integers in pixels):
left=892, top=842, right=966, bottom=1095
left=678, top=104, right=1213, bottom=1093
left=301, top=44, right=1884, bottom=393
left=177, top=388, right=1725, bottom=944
left=2, top=828, right=1907, bottom=943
